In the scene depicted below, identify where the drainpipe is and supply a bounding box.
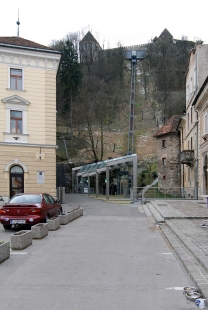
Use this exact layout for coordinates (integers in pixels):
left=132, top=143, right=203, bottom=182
left=194, top=109, right=199, bottom=200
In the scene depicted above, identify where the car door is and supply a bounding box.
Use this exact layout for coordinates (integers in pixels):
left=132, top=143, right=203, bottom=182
left=43, top=194, right=53, bottom=218
left=47, top=194, right=60, bottom=217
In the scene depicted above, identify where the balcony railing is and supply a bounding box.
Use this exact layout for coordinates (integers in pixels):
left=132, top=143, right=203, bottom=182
left=180, top=150, right=194, bottom=166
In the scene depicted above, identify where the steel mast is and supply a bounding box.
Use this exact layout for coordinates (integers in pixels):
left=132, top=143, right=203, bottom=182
left=125, top=50, right=146, bottom=155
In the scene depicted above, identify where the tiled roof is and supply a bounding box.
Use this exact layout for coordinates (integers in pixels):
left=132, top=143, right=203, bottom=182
left=153, top=115, right=182, bottom=138
left=0, top=37, right=57, bottom=52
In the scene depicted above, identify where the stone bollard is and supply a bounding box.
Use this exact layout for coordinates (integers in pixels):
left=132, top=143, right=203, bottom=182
left=11, top=230, right=32, bottom=250
left=0, top=241, right=10, bottom=263
left=59, top=213, right=70, bottom=225
left=31, top=223, right=48, bottom=239
left=67, top=211, right=74, bottom=222
left=48, top=217, right=60, bottom=231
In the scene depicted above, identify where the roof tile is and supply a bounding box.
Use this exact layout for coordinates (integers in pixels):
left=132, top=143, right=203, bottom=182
left=0, top=36, right=56, bottom=51
left=153, top=115, right=181, bottom=138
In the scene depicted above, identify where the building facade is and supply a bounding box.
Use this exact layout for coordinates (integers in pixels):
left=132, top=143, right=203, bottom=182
left=179, top=42, right=208, bottom=198
left=0, top=37, right=61, bottom=201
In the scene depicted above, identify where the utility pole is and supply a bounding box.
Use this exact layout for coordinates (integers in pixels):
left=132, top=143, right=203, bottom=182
left=125, top=50, right=146, bottom=155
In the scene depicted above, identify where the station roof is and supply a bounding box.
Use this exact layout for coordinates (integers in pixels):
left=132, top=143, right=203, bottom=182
left=73, top=154, right=137, bottom=177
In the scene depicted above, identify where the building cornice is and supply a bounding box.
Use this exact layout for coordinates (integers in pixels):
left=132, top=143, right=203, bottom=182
left=0, top=47, right=61, bottom=71
left=0, top=142, right=58, bottom=149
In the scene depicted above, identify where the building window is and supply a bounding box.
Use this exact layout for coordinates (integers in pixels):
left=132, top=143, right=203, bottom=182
left=162, top=158, right=166, bottom=165
left=162, top=140, right=166, bottom=148
left=205, top=113, right=208, bottom=134
left=194, top=65, right=197, bottom=90
left=10, top=68, right=22, bottom=90
left=190, top=78, right=192, bottom=96
left=163, top=175, right=166, bottom=180
left=186, top=85, right=189, bottom=101
left=10, top=110, right=22, bottom=133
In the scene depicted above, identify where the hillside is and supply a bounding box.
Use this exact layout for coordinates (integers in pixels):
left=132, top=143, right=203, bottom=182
left=56, top=29, right=195, bottom=166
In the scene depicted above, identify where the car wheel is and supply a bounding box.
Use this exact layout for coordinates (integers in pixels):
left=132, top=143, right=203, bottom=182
left=3, top=224, right=12, bottom=230
left=44, top=214, right=50, bottom=223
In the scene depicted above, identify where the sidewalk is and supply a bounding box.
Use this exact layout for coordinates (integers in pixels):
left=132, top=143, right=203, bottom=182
left=144, top=199, right=208, bottom=303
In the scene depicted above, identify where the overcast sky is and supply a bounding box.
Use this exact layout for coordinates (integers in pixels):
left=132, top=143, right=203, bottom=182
left=1, top=0, right=208, bottom=48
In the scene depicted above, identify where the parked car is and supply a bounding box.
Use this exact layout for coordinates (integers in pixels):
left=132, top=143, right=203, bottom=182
left=0, top=193, right=62, bottom=230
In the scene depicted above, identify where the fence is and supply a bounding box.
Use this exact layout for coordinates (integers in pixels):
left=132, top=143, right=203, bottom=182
left=130, top=187, right=196, bottom=203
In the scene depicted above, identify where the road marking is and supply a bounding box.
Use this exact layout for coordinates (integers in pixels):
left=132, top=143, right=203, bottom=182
left=161, top=253, right=173, bottom=255
left=10, top=252, right=27, bottom=255
left=166, top=287, right=184, bottom=290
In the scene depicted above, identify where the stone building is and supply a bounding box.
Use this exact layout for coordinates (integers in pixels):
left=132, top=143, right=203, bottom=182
left=79, top=31, right=102, bottom=63
left=153, top=115, right=181, bottom=195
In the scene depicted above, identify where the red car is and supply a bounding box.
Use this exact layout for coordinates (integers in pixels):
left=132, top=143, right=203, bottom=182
left=0, top=193, right=62, bottom=230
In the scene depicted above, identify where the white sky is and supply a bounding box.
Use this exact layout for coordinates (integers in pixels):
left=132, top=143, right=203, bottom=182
left=1, top=0, right=208, bottom=48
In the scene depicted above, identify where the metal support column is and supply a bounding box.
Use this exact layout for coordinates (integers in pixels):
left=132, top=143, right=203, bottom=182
left=96, top=172, right=99, bottom=197
left=81, top=177, right=84, bottom=194
left=76, top=175, right=79, bottom=194
left=132, top=154, right=138, bottom=200
left=106, top=166, right=109, bottom=200
left=88, top=175, right=90, bottom=196
left=72, top=170, right=74, bottom=193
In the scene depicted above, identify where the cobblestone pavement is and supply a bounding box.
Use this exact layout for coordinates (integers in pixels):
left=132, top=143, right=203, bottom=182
left=168, top=200, right=208, bottom=218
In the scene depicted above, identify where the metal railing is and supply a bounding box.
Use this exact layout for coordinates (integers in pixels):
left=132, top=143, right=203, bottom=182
left=130, top=187, right=196, bottom=203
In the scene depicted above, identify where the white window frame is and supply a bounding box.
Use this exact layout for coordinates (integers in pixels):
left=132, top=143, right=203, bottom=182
left=7, top=66, right=25, bottom=91
left=2, top=96, right=30, bottom=143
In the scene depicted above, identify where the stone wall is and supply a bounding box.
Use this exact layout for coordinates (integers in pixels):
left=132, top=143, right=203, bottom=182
left=156, top=133, right=180, bottom=193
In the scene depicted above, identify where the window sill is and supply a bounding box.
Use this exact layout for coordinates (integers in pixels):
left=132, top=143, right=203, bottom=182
left=3, top=132, right=29, bottom=136
left=6, top=88, right=26, bottom=92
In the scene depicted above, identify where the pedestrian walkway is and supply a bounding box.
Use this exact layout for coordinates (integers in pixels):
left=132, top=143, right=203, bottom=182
left=144, top=199, right=208, bottom=303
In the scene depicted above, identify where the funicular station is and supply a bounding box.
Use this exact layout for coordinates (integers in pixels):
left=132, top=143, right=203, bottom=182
left=72, top=154, right=138, bottom=201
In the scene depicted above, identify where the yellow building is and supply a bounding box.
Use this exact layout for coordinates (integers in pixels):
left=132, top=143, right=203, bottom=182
left=0, top=37, right=61, bottom=201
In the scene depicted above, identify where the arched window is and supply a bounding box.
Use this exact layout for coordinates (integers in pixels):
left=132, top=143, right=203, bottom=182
left=10, top=165, right=23, bottom=173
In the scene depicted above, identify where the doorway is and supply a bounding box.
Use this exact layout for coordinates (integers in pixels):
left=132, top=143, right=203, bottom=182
left=10, top=165, right=24, bottom=198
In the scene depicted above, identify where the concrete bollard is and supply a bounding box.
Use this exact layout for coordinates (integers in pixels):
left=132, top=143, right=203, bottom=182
left=0, top=241, right=10, bottom=263
left=31, top=223, right=48, bottom=239
left=11, top=230, right=32, bottom=250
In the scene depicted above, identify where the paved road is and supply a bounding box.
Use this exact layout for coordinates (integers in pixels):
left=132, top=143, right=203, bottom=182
left=0, top=195, right=196, bottom=310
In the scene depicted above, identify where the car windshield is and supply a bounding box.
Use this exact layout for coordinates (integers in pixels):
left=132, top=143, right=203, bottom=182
left=9, top=194, right=41, bottom=204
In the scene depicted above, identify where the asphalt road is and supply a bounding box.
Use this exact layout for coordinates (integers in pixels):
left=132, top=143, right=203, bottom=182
left=0, top=194, right=196, bottom=310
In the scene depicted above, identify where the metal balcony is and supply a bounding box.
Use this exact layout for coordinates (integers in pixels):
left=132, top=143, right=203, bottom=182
left=180, top=150, right=194, bottom=166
